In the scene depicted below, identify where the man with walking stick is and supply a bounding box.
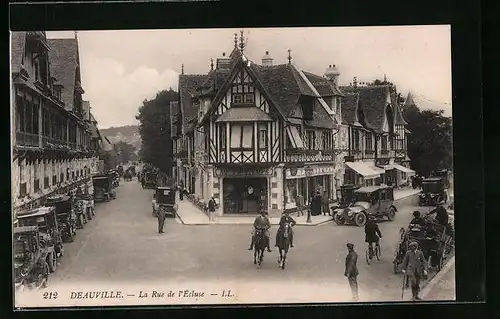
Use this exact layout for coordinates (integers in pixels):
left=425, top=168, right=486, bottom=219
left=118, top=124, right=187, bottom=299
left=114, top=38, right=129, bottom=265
left=345, top=243, right=359, bottom=301
left=402, top=241, right=428, bottom=301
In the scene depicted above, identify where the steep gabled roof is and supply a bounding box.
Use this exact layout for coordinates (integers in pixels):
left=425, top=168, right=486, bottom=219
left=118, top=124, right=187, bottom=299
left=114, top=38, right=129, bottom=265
left=340, top=85, right=391, bottom=133
left=391, top=91, right=408, bottom=125
left=179, top=74, right=209, bottom=129
left=303, top=71, right=343, bottom=97
left=11, top=32, right=26, bottom=74
left=47, top=38, right=80, bottom=111
left=341, top=93, right=360, bottom=125
left=405, top=92, right=416, bottom=107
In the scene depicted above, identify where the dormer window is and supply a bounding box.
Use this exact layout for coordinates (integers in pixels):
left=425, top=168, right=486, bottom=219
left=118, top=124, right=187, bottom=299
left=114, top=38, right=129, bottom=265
left=231, top=84, right=255, bottom=105
left=300, top=96, right=314, bottom=120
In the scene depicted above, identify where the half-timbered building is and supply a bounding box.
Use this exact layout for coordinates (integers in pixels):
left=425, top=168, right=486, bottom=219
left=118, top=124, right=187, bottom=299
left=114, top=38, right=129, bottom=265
left=173, top=35, right=347, bottom=217
left=340, top=81, right=414, bottom=187
left=11, top=31, right=101, bottom=218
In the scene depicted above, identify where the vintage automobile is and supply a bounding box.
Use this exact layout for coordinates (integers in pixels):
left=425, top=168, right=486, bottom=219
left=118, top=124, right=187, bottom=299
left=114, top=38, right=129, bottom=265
left=331, top=185, right=359, bottom=212
left=14, top=226, right=50, bottom=291
left=93, top=175, right=116, bottom=202
left=45, top=195, right=77, bottom=243
left=393, top=216, right=454, bottom=273
left=430, top=169, right=450, bottom=188
left=152, top=186, right=178, bottom=218
left=16, top=206, right=64, bottom=273
left=333, top=185, right=398, bottom=227
left=419, top=177, right=448, bottom=206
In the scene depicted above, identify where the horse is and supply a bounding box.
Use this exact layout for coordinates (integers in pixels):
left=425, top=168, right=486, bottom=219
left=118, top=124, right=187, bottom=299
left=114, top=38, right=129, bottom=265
left=276, top=223, right=291, bottom=269
left=253, top=228, right=266, bottom=266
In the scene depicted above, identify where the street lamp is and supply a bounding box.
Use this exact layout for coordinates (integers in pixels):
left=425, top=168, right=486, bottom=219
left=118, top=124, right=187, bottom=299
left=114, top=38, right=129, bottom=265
left=305, top=165, right=314, bottom=223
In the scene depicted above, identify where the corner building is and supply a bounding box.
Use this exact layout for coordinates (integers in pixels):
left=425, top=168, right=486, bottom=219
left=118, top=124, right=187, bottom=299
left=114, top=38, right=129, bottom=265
left=173, top=39, right=347, bottom=217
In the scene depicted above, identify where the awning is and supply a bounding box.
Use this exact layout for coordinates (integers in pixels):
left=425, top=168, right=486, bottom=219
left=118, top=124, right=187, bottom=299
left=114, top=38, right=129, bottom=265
left=345, top=162, right=380, bottom=179
left=286, top=126, right=305, bottom=149
left=370, top=166, right=385, bottom=174
left=393, top=164, right=415, bottom=175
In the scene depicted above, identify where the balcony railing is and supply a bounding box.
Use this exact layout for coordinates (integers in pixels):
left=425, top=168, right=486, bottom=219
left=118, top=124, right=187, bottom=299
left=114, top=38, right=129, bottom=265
left=16, top=132, right=40, bottom=148
left=285, top=149, right=334, bottom=163
left=42, top=135, right=67, bottom=149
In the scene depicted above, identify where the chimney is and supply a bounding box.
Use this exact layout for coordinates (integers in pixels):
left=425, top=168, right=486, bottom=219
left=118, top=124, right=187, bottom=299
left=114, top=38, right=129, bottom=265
left=261, top=51, right=273, bottom=67
left=216, top=52, right=231, bottom=70
left=324, top=64, right=340, bottom=85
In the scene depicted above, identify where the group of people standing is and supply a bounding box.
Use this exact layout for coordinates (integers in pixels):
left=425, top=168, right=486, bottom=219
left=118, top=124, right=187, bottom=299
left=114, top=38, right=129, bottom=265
left=295, top=190, right=332, bottom=217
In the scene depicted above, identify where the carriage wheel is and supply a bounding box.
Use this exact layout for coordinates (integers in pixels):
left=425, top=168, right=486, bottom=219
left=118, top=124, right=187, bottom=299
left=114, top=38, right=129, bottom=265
left=48, top=252, right=57, bottom=273
left=387, top=207, right=396, bottom=221
left=355, top=213, right=367, bottom=227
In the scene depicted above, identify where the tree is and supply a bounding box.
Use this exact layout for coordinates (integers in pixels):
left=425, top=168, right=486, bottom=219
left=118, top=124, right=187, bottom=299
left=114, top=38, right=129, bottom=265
left=403, top=105, right=453, bottom=176
left=136, top=88, right=178, bottom=175
left=113, top=141, right=137, bottom=164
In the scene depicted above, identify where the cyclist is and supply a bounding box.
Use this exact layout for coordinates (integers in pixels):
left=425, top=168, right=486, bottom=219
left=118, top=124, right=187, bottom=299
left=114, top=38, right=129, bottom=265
left=364, top=215, right=382, bottom=259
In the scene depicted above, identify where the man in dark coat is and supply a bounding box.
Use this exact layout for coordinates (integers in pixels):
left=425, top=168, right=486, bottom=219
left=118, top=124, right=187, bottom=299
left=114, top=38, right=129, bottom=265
left=364, top=216, right=382, bottom=259
left=410, top=211, right=425, bottom=227
left=157, top=208, right=166, bottom=234
left=402, top=241, right=428, bottom=301
left=179, top=180, right=184, bottom=200
left=208, top=196, right=216, bottom=222
left=310, top=191, right=322, bottom=216
left=433, top=204, right=449, bottom=226
left=322, top=191, right=330, bottom=216
left=345, top=243, right=359, bottom=301
left=275, top=211, right=296, bottom=248
left=248, top=210, right=272, bottom=252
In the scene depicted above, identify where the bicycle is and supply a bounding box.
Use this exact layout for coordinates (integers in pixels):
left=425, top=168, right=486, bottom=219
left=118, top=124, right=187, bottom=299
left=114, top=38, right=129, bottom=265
left=365, top=241, right=381, bottom=264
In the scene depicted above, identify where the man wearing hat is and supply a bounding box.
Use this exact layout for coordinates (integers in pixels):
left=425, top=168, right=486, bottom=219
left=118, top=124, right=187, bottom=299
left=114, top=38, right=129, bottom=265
left=410, top=211, right=425, bottom=227
left=275, top=210, right=297, bottom=248
left=248, top=210, right=272, bottom=252
left=402, top=241, right=428, bottom=301
left=345, top=243, right=359, bottom=301
left=364, top=215, right=382, bottom=259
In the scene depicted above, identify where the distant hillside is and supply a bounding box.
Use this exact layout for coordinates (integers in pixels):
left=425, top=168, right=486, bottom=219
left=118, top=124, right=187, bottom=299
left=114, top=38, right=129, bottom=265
left=100, top=125, right=141, bottom=150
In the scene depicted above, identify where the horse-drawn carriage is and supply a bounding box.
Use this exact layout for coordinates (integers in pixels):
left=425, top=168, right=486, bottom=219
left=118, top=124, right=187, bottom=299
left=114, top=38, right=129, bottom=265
left=393, top=217, right=453, bottom=274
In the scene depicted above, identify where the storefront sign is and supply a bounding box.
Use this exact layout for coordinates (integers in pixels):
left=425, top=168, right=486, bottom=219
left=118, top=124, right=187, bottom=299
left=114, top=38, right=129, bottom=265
left=214, top=167, right=274, bottom=178
left=286, top=165, right=335, bottom=179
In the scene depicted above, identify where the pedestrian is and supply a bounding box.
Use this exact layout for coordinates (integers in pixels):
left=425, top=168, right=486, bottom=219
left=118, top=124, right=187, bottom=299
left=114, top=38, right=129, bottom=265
left=296, top=194, right=305, bottom=217
left=157, top=208, right=167, bottom=234
left=345, top=243, right=359, bottom=301
left=179, top=180, right=184, bottom=200
left=310, top=191, right=322, bottom=216
left=322, top=191, right=330, bottom=216
left=402, top=241, right=428, bottom=301
left=208, top=196, right=216, bottom=222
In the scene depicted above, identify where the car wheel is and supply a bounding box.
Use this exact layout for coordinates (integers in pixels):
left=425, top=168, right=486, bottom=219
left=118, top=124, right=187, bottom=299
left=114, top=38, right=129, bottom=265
left=333, top=213, right=344, bottom=225
left=355, top=213, right=367, bottom=227
left=387, top=207, right=396, bottom=221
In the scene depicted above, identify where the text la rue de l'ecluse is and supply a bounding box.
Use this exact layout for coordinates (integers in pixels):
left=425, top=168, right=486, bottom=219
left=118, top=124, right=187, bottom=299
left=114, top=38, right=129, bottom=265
left=65, top=289, right=235, bottom=300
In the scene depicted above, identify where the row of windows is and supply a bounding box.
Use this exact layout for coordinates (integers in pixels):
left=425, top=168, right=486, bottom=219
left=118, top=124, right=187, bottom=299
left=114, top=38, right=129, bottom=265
left=351, top=129, right=406, bottom=151
left=219, top=123, right=269, bottom=150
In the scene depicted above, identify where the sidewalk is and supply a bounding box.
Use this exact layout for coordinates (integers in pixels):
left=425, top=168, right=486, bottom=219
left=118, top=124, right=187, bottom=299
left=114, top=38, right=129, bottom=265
left=175, top=188, right=420, bottom=226
left=421, top=256, right=456, bottom=301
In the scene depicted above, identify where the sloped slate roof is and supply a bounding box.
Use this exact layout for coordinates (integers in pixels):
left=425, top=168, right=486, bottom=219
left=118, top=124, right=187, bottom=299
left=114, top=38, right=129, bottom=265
left=341, top=93, right=359, bottom=125
left=340, top=85, right=390, bottom=133
left=250, top=63, right=318, bottom=117
left=47, top=38, right=79, bottom=111
left=216, top=107, right=272, bottom=122
left=303, top=71, right=343, bottom=97
left=179, top=74, right=208, bottom=128
left=11, top=32, right=26, bottom=74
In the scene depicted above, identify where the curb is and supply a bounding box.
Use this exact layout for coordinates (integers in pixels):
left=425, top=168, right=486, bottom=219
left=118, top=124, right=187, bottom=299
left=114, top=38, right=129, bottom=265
left=420, top=255, right=455, bottom=299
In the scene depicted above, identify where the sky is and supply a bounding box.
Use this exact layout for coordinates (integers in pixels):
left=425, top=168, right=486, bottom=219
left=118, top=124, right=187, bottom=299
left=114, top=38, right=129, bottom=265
left=46, top=26, right=452, bottom=129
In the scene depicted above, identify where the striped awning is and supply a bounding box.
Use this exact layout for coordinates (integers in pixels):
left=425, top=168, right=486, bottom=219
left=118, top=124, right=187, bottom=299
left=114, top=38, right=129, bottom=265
left=345, top=162, right=380, bottom=179
left=393, top=164, right=415, bottom=175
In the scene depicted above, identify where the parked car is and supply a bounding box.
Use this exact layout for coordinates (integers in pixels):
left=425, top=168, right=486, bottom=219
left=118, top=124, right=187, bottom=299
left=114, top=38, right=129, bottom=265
left=14, top=226, right=50, bottom=291
left=333, top=185, right=397, bottom=227
left=45, top=195, right=76, bottom=243
left=152, top=186, right=178, bottom=218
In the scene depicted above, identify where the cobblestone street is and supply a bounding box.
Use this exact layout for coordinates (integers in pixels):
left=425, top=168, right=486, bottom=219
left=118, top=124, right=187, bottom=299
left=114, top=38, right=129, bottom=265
left=36, top=178, right=453, bottom=304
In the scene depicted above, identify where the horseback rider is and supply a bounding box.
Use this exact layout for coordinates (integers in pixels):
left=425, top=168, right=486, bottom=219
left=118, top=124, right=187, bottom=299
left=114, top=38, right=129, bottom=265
left=275, top=210, right=296, bottom=248
left=364, top=215, right=382, bottom=257
left=248, top=210, right=272, bottom=252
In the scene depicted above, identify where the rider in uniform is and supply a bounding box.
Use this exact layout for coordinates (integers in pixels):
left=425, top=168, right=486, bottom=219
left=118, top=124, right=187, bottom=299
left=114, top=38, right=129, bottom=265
left=364, top=215, right=382, bottom=257
left=275, top=211, right=296, bottom=248
left=248, top=210, right=272, bottom=252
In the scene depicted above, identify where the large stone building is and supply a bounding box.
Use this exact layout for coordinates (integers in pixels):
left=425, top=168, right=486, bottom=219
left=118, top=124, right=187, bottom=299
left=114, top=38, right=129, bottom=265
left=11, top=31, right=102, bottom=218
left=172, top=34, right=347, bottom=217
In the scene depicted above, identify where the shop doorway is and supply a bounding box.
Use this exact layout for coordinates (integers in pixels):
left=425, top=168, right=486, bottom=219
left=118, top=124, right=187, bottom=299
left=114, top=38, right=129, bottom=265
left=223, top=178, right=268, bottom=214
